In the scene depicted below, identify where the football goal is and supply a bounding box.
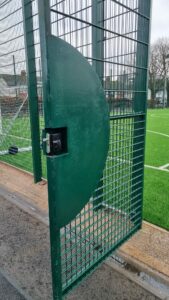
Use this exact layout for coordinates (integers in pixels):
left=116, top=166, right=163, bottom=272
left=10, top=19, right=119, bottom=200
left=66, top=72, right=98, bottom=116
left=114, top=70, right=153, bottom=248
left=0, top=95, right=32, bottom=156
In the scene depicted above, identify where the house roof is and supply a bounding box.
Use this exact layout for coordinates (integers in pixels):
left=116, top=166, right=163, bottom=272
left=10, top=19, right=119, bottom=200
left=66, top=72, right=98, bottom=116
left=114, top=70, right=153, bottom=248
left=0, top=73, right=41, bottom=87
left=0, top=74, right=26, bottom=87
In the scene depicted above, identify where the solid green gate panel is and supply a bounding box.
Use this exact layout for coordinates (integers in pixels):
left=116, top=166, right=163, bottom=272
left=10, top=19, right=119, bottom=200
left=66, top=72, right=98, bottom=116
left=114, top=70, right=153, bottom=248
left=44, top=36, right=109, bottom=229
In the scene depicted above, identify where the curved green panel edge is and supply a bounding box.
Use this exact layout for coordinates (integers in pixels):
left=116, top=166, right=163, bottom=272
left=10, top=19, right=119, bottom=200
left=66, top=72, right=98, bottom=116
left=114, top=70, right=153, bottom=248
left=46, top=35, right=110, bottom=229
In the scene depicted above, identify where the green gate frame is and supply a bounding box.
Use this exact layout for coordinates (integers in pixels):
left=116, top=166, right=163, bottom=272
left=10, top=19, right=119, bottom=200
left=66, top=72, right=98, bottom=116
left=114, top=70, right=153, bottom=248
left=22, top=0, right=42, bottom=183
left=22, top=0, right=152, bottom=299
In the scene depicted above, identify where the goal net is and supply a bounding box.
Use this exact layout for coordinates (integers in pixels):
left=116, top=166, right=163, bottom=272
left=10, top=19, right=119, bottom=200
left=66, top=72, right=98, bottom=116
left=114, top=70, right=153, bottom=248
left=0, top=93, right=32, bottom=157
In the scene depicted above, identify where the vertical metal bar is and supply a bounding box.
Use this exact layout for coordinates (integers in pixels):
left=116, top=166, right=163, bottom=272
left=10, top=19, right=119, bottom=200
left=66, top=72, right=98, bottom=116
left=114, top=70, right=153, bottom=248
left=132, top=0, right=152, bottom=225
left=12, top=55, right=18, bottom=99
left=140, top=0, right=152, bottom=223
left=22, top=0, right=42, bottom=183
left=92, top=0, right=104, bottom=82
left=37, top=1, right=63, bottom=299
left=92, top=0, right=105, bottom=209
left=163, top=70, right=167, bottom=108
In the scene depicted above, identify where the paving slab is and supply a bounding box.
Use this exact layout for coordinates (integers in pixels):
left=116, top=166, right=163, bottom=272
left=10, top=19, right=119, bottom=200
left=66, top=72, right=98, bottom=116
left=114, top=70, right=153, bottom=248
left=1, top=162, right=169, bottom=283
left=0, top=194, right=162, bottom=300
left=119, top=222, right=169, bottom=282
left=0, top=271, right=25, bottom=300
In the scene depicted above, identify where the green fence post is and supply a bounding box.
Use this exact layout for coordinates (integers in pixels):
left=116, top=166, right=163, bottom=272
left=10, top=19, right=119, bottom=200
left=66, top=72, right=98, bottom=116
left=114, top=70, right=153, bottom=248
left=22, top=0, right=42, bottom=183
left=92, top=0, right=105, bottom=209
left=37, top=1, right=63, bottom=299
left=132, top=0, right=152, bottom=226
left=92, top=0, right=104, bottom=80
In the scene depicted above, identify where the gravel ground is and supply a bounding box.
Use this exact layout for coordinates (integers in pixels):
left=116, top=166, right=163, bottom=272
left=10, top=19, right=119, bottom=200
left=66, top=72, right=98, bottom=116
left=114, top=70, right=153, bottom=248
left=0, top=194, right=161, bottom=300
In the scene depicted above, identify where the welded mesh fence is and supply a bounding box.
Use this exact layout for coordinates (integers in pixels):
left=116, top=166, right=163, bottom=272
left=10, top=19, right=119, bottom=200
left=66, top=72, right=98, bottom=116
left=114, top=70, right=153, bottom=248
left=0, top=0, right=45, bottom=174
left=0, top=0, right=151, bottom=297
left=0, top=0, right=29, bottom=168
left=49, top=0, right=150, bottom=293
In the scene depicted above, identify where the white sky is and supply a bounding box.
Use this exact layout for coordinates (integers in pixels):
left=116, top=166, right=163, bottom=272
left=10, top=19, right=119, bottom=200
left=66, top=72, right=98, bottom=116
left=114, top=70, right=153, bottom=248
left=151, top=0, right=169, bottom=43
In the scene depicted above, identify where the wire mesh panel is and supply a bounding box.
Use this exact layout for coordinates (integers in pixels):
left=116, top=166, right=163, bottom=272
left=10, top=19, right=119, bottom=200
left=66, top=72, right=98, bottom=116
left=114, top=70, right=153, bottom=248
left=0, top=0, right=31, bottom=170
left=1, top=0, right=151, bottom=299
left=0, top=0, right=44, bottom=180
left=38, top=0, right=151, bottom=298
left=60, top=115, right=145, bottom=293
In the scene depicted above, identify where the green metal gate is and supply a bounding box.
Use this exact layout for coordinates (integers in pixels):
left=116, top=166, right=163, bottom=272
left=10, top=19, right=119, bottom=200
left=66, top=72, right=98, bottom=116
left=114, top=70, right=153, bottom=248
left=2, top=0, right=152, bottom=299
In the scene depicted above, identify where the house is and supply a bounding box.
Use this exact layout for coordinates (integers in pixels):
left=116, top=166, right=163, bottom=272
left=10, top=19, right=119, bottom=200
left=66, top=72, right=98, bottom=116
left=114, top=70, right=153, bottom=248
left=148, top=89, right=151, bottom=100
left=155, top=90, right=167, bottom=107
left=0, top=71, right=43, bottom=117
left=0, top=78, right=10, bottom=97
left=0, top=71, right=27, bottom=98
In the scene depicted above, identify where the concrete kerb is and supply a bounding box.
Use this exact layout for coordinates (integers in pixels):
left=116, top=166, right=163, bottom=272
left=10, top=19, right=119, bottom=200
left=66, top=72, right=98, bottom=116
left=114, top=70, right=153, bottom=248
left=0, top=185, right=169, bottom=299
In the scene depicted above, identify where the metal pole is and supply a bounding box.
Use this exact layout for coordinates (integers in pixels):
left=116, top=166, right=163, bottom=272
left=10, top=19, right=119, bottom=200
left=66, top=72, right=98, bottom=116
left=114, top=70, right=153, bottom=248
left=39, top=59, right=42, bottom=102
left=132, top=0, right=152, bottom=225
left=37, top=1, right=63, bottom=299
left=92, top=0, right=105, bottom=209
left=165, top=55, right=169, bottom=107
left=12, top=55, right=18, bottom=99
left=163, top=71, right=167, bottom=108
left=92, top=0, right=104, bottom=82
left=22, top=0, right=42, bottom=183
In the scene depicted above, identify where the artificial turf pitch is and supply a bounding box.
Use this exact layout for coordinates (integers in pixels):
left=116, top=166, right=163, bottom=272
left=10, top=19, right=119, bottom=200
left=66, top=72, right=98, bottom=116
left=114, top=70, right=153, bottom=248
left=0, top=109, right=169, bottom=230
left=144, top=109, right=169, bottom=230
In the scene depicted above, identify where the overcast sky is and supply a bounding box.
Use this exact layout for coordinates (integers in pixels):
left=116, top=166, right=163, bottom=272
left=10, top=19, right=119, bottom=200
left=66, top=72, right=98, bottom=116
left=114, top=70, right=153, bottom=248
left=151, top=0, right=169, bottom=43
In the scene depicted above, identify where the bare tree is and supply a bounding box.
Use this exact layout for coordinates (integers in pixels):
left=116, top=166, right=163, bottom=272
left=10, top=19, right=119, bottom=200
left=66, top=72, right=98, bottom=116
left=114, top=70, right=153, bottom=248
left=149, top=38, right=169, bottom=106
left=149, top=46, right=159, bottom=101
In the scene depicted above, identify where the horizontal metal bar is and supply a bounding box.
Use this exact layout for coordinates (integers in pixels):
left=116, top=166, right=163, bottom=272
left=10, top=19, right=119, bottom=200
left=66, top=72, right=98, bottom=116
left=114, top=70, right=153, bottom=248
left=0, top=20, right=23, bottom=35
left=50, top=0, right=68, bottom=8
left=0, top=0, right=12, bottom=9
left=0, top=40, right=40, bottom=57
left=0, top=6, right=22, bottom=22
left=109, top=112, right=145, bottom=121
left=85, top=56, right=147, bottom=71
left=52, top=24, right=90, bottom=40
left=105, top=51, right=137, bottom=61
left=103, top=7, right=137, bottom=23
left=51, top=8, right=148, bottom=46
left=0, top=33, right=24, bottom=46
left=51, top=4, right=92, bottom=25
left=105, top=89, right=146, bottom=93
left=110, top=0, right=149, bottom=20
left=0, top=55, right=41, bottom=69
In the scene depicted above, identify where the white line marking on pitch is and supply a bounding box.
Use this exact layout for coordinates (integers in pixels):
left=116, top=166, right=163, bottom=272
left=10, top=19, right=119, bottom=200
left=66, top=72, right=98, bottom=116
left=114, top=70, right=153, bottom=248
left=147, top=130, right=169, bottom=138
left=109, top=157, right=169, bottom=173
left=145, top=165, right=169, bottom=173
left=159, top=163, right=169, bottom=170
left=150, top=114, right=169, bottom=119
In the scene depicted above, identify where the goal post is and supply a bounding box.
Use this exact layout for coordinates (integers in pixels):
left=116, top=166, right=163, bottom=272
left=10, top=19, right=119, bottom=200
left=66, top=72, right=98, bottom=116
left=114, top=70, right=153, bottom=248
left=0, top=95, right=32, bottom=156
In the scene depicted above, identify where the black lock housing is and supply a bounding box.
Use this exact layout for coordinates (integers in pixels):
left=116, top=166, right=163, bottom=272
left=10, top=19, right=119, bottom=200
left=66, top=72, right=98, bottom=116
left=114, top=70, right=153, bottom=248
left=43, top=127, right=67, bottom=156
